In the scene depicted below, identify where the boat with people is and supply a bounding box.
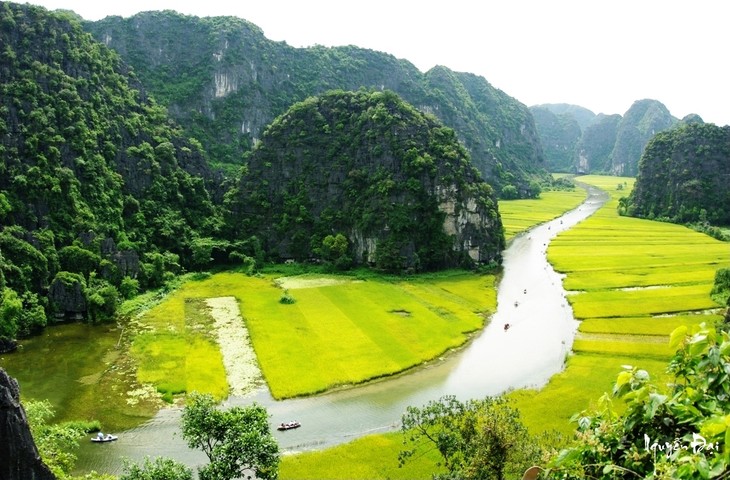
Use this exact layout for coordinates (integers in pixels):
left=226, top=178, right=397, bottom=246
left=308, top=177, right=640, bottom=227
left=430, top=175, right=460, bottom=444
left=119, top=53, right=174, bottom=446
left=277, top=421, right=301, bottom=431
left=91, top=432, right=118, bottom=443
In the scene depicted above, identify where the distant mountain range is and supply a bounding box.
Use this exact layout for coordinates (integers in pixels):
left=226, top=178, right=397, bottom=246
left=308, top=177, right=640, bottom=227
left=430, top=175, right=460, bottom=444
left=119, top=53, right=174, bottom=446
left=530, top=100, right=704, bottom=175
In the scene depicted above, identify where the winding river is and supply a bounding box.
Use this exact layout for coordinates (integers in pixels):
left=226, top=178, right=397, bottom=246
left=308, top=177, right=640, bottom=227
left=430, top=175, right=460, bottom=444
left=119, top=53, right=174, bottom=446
left=76, top=184, right=608, bottom=474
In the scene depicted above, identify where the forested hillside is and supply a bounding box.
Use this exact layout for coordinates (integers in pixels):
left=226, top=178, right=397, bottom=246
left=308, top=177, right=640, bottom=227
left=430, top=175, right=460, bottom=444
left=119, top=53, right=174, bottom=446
left=532, top=100, right=683, bottom=174
left=226, top=89, right=504, bottom=272
left=0, top=2, right=221, bottom=341
left=85, top=10, right=549, bottom=198
left=620, top=122, right=730, bottom=225
left=529, top=106, right=582, bottom=172
left=0, top=3, right=511, bottom=344
left=574, top=114, right=621, bottom=173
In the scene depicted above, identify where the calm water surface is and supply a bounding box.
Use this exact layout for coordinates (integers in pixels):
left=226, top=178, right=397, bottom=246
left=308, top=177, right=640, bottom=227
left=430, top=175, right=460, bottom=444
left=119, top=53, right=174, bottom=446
left=76, top=185, right=608, bottom=474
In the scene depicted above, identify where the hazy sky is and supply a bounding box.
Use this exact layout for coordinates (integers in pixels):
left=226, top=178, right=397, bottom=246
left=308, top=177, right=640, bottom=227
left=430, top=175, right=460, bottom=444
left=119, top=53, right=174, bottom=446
left=26, top=0, right=730, bottom=126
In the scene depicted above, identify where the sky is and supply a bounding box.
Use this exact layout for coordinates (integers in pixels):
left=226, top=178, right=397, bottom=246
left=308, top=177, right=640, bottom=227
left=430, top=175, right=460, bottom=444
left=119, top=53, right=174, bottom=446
left=24, top=0, right=730, bottom=126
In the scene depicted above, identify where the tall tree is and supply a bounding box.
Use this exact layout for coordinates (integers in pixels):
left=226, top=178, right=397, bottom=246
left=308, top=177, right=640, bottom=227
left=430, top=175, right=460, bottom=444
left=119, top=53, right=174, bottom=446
left=399, top=395, right=542, bottom=480
left=181, top=392, right=280, bottom=480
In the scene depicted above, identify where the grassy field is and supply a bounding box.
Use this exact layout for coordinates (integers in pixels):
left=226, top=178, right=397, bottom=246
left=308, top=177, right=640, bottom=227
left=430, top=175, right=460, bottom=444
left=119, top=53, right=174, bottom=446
left=129, top=269, right=496, bottom=400
left=499, top=189, right=587, bottom=241
left=509, top=174, right=727, bottom=437
left=5, top=177, right=727, bottom=478
left=549, top=175, right=727, bottom=365
left=280, top=433, right=445, bottom=480
left=280, top=177, right=729, bottom=478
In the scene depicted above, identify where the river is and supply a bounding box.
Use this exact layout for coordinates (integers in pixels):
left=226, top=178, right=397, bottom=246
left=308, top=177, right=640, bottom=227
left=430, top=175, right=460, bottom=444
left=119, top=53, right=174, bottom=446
left=75, top=184, right=608, bottom=474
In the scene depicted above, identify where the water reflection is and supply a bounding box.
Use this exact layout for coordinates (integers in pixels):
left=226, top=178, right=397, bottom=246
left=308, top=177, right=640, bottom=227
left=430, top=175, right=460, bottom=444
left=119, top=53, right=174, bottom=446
left=76, top=185, right=607, bottom=474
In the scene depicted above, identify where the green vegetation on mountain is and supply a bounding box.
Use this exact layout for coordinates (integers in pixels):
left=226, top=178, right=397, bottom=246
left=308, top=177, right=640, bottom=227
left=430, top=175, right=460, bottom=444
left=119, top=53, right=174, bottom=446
left=226, top=89, right=504, bottom=271
left=621, top=122, right=730, bottom=226
left=609, top=99, right=677, bottom=176
left=0, top=3, right=512, bottom=345
left=533, top=100, right=687, bottom=175
left=533, top=103, right=597, bottom=132
left=85, top=10, right=549, bottom=196
left=0, top=2, right=220, bottom=341
left=574, top=114, right=621, bottom=173
left=529, top=106, right=582, bottom=172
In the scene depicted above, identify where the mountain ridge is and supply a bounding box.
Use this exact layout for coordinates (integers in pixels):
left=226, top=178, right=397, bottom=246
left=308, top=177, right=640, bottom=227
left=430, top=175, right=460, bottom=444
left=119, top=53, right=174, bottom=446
left=85, top=9, right=549, bottom=197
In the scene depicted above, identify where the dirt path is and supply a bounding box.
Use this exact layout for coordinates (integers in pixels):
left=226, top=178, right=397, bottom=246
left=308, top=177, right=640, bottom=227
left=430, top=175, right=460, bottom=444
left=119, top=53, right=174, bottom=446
left=205, top=297, right=263, bottom=397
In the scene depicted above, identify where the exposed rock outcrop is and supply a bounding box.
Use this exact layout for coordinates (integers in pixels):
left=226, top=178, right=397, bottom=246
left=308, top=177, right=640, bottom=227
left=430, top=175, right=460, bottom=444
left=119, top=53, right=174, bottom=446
left=609, top=99, right=677, bottom=176
left=228, top=90, right=504, bottom=271
left=0, top=368, right=56, bottom=480
left=575, top=114, right=621, bottom=174
left=48, top=273, right=86, bottom=320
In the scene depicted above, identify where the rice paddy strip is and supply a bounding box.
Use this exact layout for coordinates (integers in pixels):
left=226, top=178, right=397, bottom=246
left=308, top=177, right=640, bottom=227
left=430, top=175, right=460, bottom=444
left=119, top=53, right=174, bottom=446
left=571, top=337, right=674, bottom=359
left=569, top=283, right=720, bottom=318
left=130, top=288, right=230, bottom=402
left=247, top=274, right=493, bottom=398
left=281, top=175, right=729, bottom=477
left=578, top=314, right=722, bottom=336
left=520, top=174, right=730, bottom=424
left=280, top=431, right=444, bottom=479
left=510, top=352, right=672, bottom=435
left=499, top=189, right=587, bottom=241
left=205, top=297, right=263, bottom=397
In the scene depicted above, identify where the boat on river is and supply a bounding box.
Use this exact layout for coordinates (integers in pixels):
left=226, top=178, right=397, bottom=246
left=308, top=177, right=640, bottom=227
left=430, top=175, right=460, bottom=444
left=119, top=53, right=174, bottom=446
left=277, top=421, right=301, bottom=431
left=91, top=434, right=118, bottom=443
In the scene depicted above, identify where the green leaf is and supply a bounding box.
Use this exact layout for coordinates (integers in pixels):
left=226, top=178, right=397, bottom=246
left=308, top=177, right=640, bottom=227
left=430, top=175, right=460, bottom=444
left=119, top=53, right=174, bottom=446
left=616, top=371, right=632, bottom=388
left=689, top=335, right=709, bottom=357
left=725, top=420, right=730, bottom=463
left=645, top=393, right=667, bottom=419
left=669, top=325, right=688, bottom=350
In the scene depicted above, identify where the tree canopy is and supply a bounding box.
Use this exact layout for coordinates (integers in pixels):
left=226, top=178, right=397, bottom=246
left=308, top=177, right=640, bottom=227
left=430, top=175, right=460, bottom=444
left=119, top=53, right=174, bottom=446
left=180, top=392, right=280, bottom=480
left=543, top=319, right=730, bottom=478
left=399, top=395, right=543, bottom=480
left=621, top=122, right=730, bottom=227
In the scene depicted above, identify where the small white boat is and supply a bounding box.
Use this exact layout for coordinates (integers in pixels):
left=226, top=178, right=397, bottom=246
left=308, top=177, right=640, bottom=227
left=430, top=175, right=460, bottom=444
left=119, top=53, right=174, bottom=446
left=277, top=421, right=301, bottom=431
left=91, top=434, right=118, bottom=443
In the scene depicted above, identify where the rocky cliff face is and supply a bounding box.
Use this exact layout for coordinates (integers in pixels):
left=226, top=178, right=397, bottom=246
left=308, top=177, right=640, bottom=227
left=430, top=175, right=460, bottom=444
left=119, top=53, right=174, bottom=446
left=227, top=90, right=504, bottom=271
left=575, top=114, right=621, bottom=173
left=0, top=368, right=56, bottom=480
left=86, top=10, right=547, bottom=197
left=529, top=106, right=582, bottom=172
left=532, top=100, right=680, bottom=175
left=609, top=99, right=677, bottom=176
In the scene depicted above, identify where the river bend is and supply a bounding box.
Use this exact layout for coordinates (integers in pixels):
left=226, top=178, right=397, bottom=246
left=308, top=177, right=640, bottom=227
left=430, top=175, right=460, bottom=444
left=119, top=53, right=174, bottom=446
left=76, top=184, right=608, bottom=474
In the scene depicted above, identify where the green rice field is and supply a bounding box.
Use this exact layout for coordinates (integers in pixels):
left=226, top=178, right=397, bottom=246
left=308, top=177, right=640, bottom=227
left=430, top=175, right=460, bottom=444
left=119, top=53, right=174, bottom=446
left=510, top=174, right=727, bottom=437
left=131, top=269, right=496, bottom=400
left=3, top=176, right=728, bottom=478
left=499, top=189, right=587, bottom=241
left=279, top=177, right=729, bottom=478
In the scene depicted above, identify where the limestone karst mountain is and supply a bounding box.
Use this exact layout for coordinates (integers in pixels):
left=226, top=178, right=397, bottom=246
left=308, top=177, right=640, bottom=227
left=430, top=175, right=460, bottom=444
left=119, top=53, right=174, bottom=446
left=85, top=10, right=549, bottom=197
left=532, top=100, right=683, bottom=174
left=225, top=89, right=505, bottom=271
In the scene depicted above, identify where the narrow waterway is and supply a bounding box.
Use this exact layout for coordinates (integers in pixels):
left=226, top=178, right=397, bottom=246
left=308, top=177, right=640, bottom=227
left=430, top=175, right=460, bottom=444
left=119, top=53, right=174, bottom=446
left=76, top=184, right=608, bottom=474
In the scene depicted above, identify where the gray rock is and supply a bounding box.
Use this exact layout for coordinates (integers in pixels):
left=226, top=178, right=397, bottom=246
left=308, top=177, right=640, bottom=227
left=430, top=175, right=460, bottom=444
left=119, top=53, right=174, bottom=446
left=0, top=368, right=56, bottom=480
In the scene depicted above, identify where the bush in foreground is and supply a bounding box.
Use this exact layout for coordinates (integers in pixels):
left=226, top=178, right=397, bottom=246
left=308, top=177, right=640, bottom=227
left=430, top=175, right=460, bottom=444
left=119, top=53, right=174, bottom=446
left=543, top=320, right=730, bottom=478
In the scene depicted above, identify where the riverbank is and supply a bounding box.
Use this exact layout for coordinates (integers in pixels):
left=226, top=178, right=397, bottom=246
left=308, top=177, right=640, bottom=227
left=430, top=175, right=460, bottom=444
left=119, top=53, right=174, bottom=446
left=72, top=187, right=603, bottom=475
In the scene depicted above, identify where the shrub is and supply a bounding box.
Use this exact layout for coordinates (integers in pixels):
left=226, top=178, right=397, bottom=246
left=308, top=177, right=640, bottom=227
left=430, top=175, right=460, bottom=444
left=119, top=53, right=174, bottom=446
left=279, top=290, right=296, bottom=304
